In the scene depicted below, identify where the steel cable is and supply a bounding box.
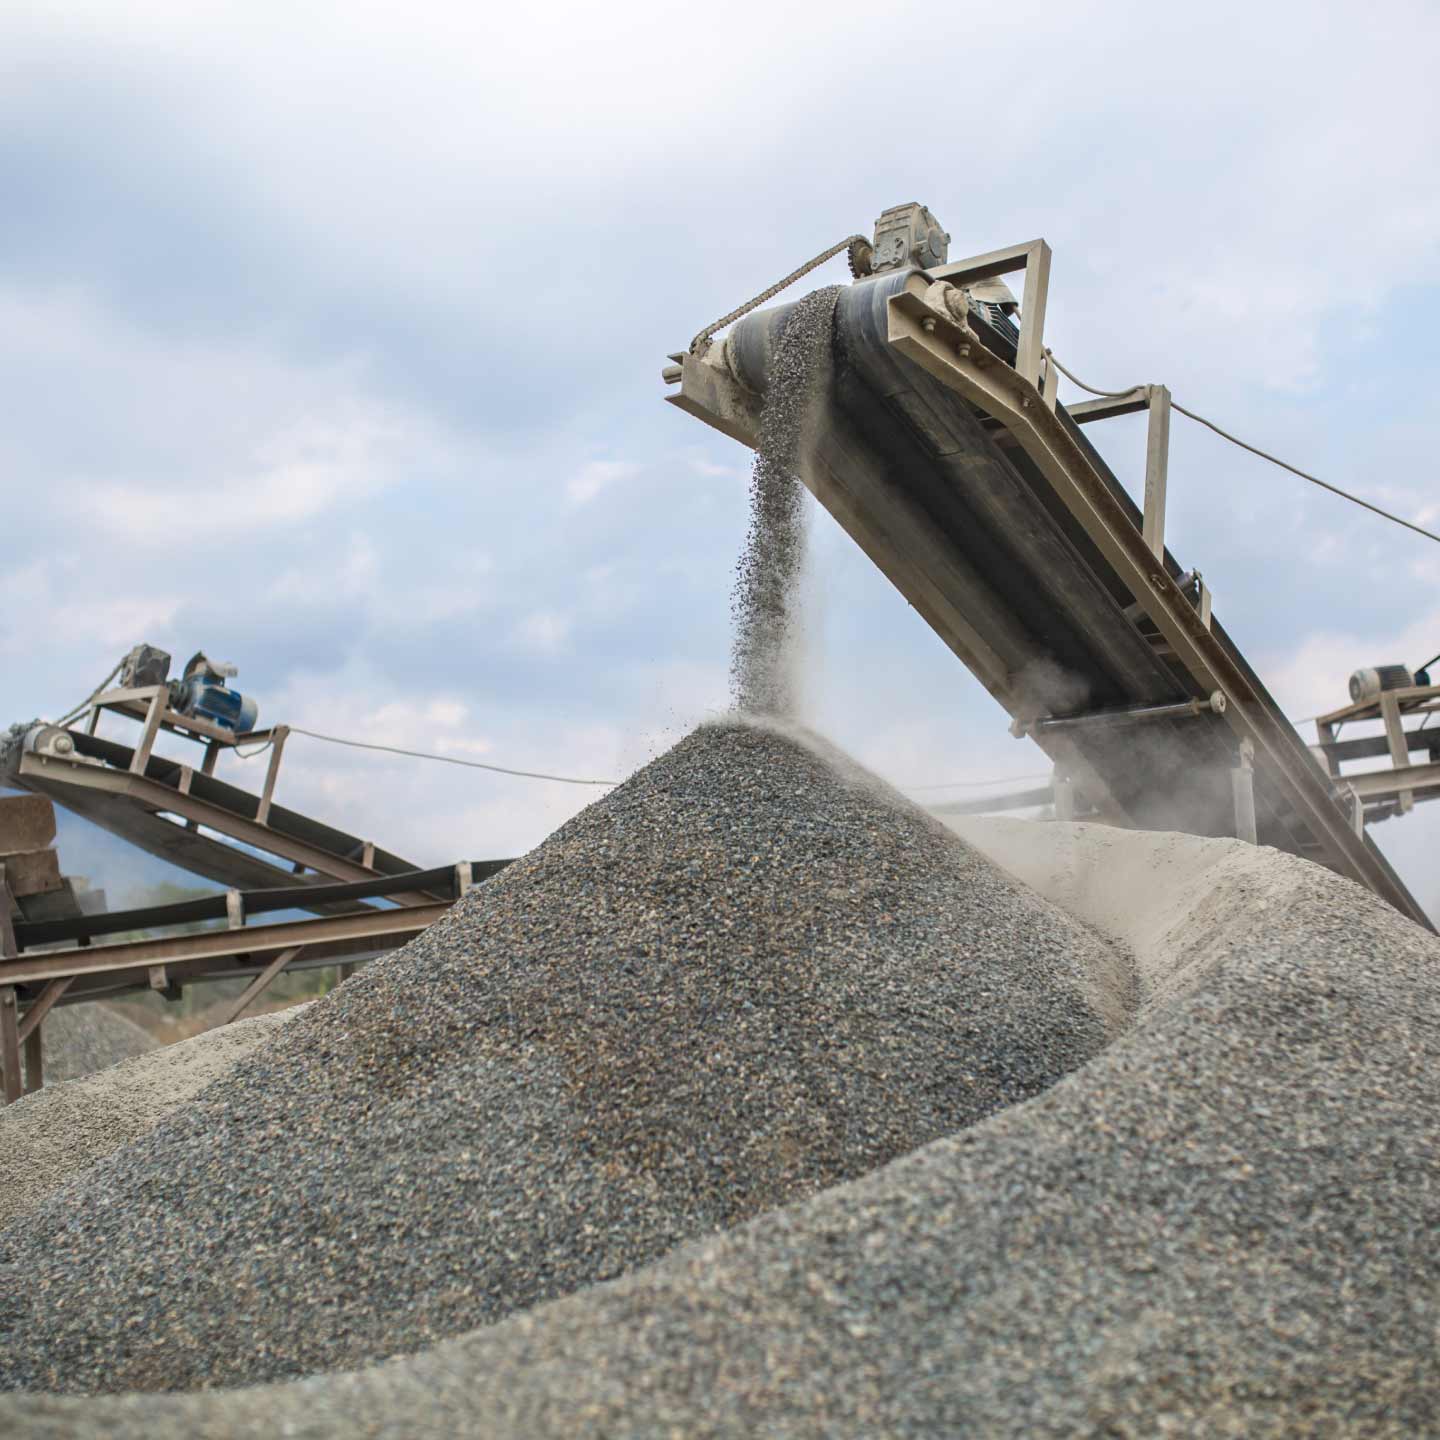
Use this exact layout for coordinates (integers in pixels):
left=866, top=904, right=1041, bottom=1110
left=1044, top=348, right=1440, bottom=547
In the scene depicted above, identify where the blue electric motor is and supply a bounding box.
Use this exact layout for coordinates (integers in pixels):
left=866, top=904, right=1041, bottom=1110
left=171, top=653, right=260, bottom=733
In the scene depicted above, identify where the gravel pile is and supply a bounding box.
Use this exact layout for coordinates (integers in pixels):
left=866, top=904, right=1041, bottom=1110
left=6, top=820, right=1437, bottom=1437
left=0, top=1009, right=300, bottom=1230
left=729, top=287, right=838, bottom=715
left=41, top=1004, right=156, bottom=1084
left=0, top=720, right=1121, bottom=1396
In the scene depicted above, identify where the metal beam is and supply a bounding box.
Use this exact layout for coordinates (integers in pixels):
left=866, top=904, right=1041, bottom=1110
left=928, top=240, right=1048, bottom=286
left=216, top=947, right=303, bottom=1027
left=0, top=902, right=448, bottom=989
left=16, top=749, right=432, bottom=900
left=1314, top=684, right=1440, bottom=728
left=129, top=687, right=169, bottom=775
left=1233, top=740, right=1258, bottom=844
left=0, top=987, right=21, bottom=1104
left=1344, top=760, right=1440, bottom=802
left=927, top=239, right=1052, bottom=395
left=256, top=725, right=289, bottom=827
left=1380, top=693, right=1415, bottom=814
left=1143, top=384, right=1171, bottom=560
left=17, top=976, right=73, bottom=1043
left=1066, top=393, right=1151, bottom=424
left=1315, top=727, right=1440, bottom=765
left=23, top=1023, right=41, bottom=1094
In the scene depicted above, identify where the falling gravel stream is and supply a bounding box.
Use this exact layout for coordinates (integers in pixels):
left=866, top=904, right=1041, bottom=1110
left=729, top=287, right=840, bottom=716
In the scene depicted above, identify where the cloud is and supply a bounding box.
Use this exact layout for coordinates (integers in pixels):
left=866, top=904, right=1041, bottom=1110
left=565, top=460, right=640, bottom=507
left=3, top=0, right=1439, bottom=922
left=512, top=610, right=572, bottom=654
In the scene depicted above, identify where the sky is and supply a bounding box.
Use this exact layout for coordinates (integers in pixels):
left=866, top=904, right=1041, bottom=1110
left=2, top=0, right=1438, bottom=918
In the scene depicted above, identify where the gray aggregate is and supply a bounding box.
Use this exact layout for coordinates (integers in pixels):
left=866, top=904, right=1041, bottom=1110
left=40, top=1004, right=156, bottom=1084
left=0, top=720, right=1116, bottom=1397
left=0, top=1009, right=298, bottom=1230
left=730, top=286, right=838, bottom=715
left=4, top=806, right=1437, bottom=1437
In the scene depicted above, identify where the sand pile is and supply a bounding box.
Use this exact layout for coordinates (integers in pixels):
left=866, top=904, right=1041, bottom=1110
left=40, top=1004, right=156, bottom=1084
left=0, top=1009, right=300, bottom=1230
left=0, top=722, right=1121, bottom=1396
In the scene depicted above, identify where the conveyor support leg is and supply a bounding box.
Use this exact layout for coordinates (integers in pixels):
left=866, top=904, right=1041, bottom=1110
left=1233, top=739, right=1258, bottom=844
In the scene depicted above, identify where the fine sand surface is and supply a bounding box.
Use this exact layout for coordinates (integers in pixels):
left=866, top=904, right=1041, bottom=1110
left=0, top=1009, right=301, bottom=1230
left=2, top=733, right=1437, bottom=1436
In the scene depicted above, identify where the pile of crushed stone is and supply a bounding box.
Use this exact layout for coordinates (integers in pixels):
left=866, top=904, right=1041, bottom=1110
left=5, top=789, right=1438, bottom=1438
left=41, top=1004, right=156, bottom=1084
left=0, top=721, right=1123, bottom=1396
left=0, top=1009, right=299, bottom=1230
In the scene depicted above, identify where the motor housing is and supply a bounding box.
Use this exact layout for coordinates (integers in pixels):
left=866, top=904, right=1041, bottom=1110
left=170, top=652, right=259, bottom=733
left=1349, top=664, right=1414, bottom=704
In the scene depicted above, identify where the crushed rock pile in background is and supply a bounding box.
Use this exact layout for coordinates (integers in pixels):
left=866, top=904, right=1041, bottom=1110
left=41, top=1005, right=156, bottom=1085
left=0, top=721, right=1120, bottom=1396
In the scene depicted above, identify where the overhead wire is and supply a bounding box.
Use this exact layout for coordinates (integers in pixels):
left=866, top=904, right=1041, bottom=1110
left=1043, top=348, right=1440, bottom=548
left=281, top=726, right=620, bottom=786
left=240, top=724, right=1050, bottom=796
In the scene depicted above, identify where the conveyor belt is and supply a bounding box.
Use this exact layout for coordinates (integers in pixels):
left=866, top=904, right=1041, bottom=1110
left=667, top=266, right=1430, bottom=931
left=3, top=726, right=434, bottom=915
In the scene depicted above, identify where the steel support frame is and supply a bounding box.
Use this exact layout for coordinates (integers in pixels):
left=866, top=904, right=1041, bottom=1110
left=83, top=687, right=275, bottom=754
left=1344, top=759, right=1440, bottom=803
left=884, top=272, right=1429, bottom=928
left=15, top=749, right=433, bottom=902
left=216, top=946, right=304, bottom=1026
left=0, top=902, right=448, bottom=990
left=929, top=239, right=1053, bottom=401
left=1311, top=683, right=1440, bottom=813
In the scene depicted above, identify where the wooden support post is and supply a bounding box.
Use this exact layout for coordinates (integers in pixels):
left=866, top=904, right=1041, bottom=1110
left=0, top=987, right=21, bottom=1105
left=338, top=963, right=356, bottom=982
left=455, top=861, right=474, bottom=898
left=1233, top=739, right=1258, bottom=844
left=1143, top=384, right=1171, bottom=561
left=255, top=725, right=289, bottom=827
left=217, top=947, right=304, bottom=1027
left=360, top=841, right=375, bottom=871
left=130, top=687, right=168, bottom=776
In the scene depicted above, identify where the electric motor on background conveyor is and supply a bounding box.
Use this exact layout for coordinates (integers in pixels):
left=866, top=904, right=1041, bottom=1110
left=118, top=643, right=260, bottom=733
left=1349, top=664, right=1415, bottom=704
